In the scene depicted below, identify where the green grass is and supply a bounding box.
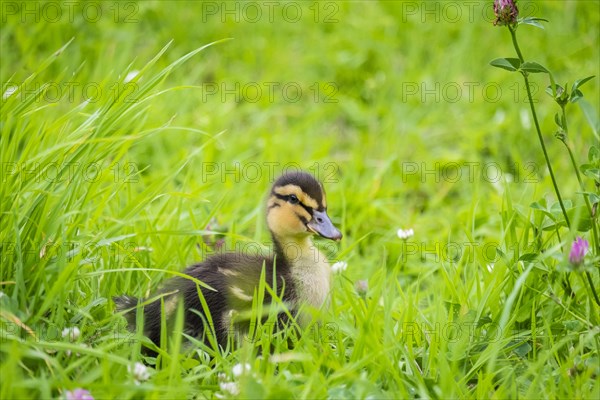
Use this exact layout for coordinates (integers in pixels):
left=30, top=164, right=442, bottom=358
left=1, top=1, right=599, bottom=398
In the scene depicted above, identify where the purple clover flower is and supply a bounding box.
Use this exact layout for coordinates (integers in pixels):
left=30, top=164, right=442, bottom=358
left=494, top=0, right=519, bottom=26
left=569, top=237, right=589, bottom=267
left=65, top=389, right=94, bottom=400
left=355, top=280, right=368, bottom=297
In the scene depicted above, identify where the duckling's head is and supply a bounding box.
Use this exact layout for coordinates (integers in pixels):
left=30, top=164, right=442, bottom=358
left=267, top=171, right=342, bottom=242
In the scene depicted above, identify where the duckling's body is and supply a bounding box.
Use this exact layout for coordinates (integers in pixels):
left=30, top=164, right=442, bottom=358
left=114, top=171, right=341, bottom=351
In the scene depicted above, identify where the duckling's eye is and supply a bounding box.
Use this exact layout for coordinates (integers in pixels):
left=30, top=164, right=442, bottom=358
left=288, top=194, right=299, bottom=204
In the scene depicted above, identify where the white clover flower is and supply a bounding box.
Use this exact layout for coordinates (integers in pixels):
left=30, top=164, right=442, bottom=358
left=397, top=228, right=414, bottom=240
left=62, top=327, right=81, bottom=342
left=219, top=381, right=240, bottom=396
left=128, top=362, right=150, bottom=384
left=65, top=343, right=87, bottom=358
left=124, top=70, right=139, bottom=83
left=232, top=363, right=251, bottom=377
left=331, top=261, right=347, bottom=273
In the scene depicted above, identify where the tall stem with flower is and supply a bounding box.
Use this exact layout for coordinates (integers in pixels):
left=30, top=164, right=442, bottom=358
left=490, top=0, right=600, bottom=306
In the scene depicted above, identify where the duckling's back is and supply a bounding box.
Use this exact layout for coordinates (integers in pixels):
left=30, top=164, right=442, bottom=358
left=114, top=251, right=295, bottom=351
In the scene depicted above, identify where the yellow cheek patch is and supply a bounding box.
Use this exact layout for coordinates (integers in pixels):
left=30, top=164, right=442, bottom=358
left=280, top=208, right=307, bottom=229
left=268, top=206, right=309, bottom=235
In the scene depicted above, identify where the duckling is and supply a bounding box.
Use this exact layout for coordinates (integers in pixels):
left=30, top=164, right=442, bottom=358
left=114, top=171, right=342, bottom=352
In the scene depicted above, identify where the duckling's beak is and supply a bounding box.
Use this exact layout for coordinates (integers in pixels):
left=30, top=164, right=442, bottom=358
left=307, top=210, right=343, bottom=241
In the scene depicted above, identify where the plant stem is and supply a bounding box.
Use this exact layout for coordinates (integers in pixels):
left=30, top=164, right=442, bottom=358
left=509, top=25, right=525, bottom=62
left=560, top=108, right=600, bottom=306
left=586, top=271, right=600, bottom=307
left=560, top=109, right=600, bottom=254
left=507, top=26, right=600, bottom=307
left=508, top=26, right=571, bottom=229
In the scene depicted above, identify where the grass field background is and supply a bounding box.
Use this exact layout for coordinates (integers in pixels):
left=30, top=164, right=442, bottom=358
left=1, top=1, right=599, bottom=398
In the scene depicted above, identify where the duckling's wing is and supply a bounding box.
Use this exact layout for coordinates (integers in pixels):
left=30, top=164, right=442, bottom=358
left=177, top=252, right=294, bottom=341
